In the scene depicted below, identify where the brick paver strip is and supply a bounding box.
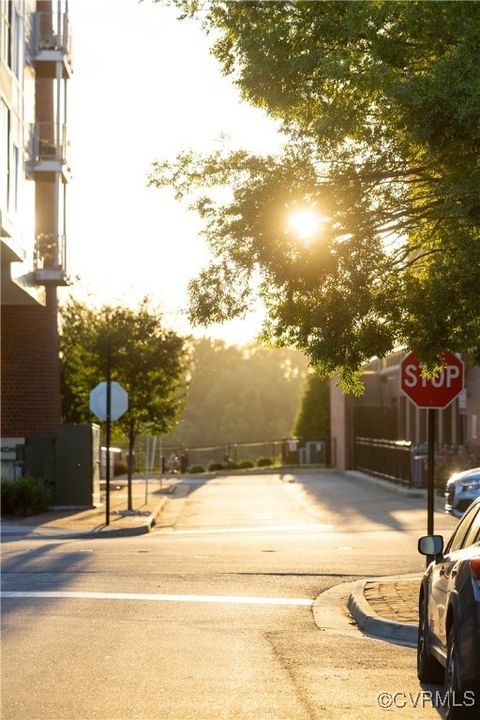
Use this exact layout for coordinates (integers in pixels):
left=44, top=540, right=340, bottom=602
left=363, top=579, right=420, bottom=624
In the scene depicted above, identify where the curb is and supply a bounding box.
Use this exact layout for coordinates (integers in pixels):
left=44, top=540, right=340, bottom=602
left=1, top=497, right=169, bottom=540
left=88, top=496, right=169, bottom=538
left=312, top=579, right=366, bottom=639
left=347, top=577, right=418, bottom=647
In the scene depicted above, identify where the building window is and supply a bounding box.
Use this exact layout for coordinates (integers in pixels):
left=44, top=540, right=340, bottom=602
left=0, top=99, right=9, bottom=211
left=12, top=8, right=23, bottom=80
left=12, top=143, right=19, bottom=211
left=0, top=0, right=13, bottom=68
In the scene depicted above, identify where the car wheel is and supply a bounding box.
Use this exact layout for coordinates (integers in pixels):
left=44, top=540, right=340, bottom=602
left=444, top=625, right=474, bottom=719
left=417, top=596, right=443, bottom=682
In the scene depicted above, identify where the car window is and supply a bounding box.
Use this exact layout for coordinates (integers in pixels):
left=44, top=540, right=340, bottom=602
left=462, top=506, right=480, bottom=548
left=446, top=503, right=479, bottom=553
left=461, top=472, right=480, bottom=484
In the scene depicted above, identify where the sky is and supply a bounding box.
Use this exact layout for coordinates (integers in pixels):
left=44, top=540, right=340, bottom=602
left=64, top=0, right=283, bottom=344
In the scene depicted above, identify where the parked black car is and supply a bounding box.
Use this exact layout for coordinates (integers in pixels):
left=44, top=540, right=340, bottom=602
left=417, top=496, right=480, bottom=719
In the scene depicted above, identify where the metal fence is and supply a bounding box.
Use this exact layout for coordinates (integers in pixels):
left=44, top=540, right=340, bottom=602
left=354, top=437, right=414, bottom=487
left=353, top=439, right=476, bottom=489
left=115, top=437, right=329, bottom=474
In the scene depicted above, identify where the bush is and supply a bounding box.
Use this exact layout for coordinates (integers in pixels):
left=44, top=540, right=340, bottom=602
left=207, top=462, right=224, bottom=472
left=257, top=457, right=273, bottom=467
left=188, top=464, right=205, bottom=474
left=223, top=459, right=238, bottom=470
left=237, top=459, right=254, bottom=469
left=1, top=481, right=16, bottom=515
left=1, top=475, right=52, bottom=516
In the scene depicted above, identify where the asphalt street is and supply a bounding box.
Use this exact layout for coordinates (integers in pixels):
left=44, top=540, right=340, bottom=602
left=1, top=470, right=458, bottom=720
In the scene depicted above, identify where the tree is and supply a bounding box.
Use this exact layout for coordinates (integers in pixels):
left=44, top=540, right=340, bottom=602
left=151, top=1, right=480, bottom=390
left=294, top=373, right=330, bottom=441
left=60, top=299, right=188, bottom=501
left=164, top=337, right=307, bottom=447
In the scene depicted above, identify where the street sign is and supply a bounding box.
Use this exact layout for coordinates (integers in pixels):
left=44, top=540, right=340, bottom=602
left=89, top=381, right=128, bottom=421
left=400, top=350, right=464, bottom=409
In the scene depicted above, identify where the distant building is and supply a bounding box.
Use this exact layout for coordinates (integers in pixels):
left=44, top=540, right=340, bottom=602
left=330, top=352, right=480, bottom=471
left=1, top=1, right=72, bottom=467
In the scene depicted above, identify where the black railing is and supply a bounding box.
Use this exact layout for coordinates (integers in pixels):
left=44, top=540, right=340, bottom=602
left=354, top=437, right=413, bottom=487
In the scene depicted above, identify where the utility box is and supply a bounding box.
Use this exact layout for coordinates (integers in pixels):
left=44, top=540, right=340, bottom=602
left=25, top=437, right=56, bottom=485
left=55, top=424, right=101, bottom=507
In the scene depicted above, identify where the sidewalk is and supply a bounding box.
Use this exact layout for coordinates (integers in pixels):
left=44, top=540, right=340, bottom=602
left=347, top=574, right=421, bottom=646
left=1, top=477, right=177, bottom=539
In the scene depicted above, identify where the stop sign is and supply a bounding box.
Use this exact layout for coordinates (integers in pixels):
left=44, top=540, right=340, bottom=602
left=400, top=350, right=464, bottom=409
left=89, top=381, right=129, bottom=421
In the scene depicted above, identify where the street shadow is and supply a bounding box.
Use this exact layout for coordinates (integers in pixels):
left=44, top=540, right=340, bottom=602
left=281, top=468, right=434, bottom=533
left=1, top=538, right=91, bottom=631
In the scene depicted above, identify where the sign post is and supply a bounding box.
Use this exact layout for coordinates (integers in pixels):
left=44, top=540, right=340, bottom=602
left=90, top=377, right=128, bottom=526
left=400, top=351, right=464, bottom=553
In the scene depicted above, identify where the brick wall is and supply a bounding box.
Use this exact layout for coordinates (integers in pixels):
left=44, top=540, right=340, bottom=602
left=1, top=287, right=61, bottom=437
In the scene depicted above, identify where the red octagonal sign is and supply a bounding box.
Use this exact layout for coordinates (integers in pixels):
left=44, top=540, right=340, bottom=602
left=400, top=350, right=464, bottom=409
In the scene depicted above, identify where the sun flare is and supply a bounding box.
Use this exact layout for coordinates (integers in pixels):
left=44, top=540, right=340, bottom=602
left=287, top=208, right=323, bottom=241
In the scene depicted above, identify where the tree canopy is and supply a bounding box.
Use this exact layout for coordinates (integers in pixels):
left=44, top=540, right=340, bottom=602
left=164, top=337, right=307, bottom=447
left=151, top=0, right=480, bottom=391
left=60, top=299, right=188, bottom=455
left=294, top=373, right=330, bottom=441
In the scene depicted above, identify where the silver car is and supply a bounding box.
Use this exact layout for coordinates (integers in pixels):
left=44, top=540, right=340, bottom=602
left=445, top=467, right=480, bottom=518
left=418, top=498, right=480, bottom=719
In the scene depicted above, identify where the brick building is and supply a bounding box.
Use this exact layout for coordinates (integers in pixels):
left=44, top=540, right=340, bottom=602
left=330, top=352, right=480, bottom=472
left=1, top=0, right=71, bottom=473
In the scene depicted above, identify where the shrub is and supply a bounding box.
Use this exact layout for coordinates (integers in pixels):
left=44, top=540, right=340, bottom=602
left=188, top=464, right=205, bottom=474
left=223, top=460, right=238, bottom=470
left=207, top=462, right=224, bottom=472
left=1, top=481, right=16, bottom=515
left=257, top=457, right=273, bottom=467
left=237, top=459, right=254, bottom=469
left=1, top=475, right=52, bottom=516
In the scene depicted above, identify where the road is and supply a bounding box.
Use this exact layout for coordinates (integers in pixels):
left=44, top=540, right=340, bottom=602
left=1, top=470, right=458, bottom=720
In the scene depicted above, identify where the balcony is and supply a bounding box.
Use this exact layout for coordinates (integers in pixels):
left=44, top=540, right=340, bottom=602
left=26, top=123, right=71, bottom=181
left=34, top=233, right=68, bottom=286
left=29, top=11, right=72, bottom=78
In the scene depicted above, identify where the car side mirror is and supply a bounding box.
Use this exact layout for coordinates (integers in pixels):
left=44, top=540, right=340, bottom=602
left=418, top=535, right=444, bottom=558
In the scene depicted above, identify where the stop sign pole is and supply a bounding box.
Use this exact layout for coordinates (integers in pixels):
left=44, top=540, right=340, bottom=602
left=400, top=351, right=464, bottom=548
left=105, top=346, right=112, bottom=526
left=89, top=363, right=129, bottom=525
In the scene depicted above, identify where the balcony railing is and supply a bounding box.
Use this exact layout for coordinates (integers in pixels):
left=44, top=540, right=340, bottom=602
left=34, top=233, right=68, bottom=285
left=35, top=233, right=66, bottom=270
left=30, top=11, right=72, bottom=61
left=27, top=122, right=69, bottom=166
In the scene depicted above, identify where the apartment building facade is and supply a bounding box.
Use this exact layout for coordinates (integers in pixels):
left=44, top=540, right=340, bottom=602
left=1, top=0, right=71, bottom=473
left=330, top=352, right=480, bottom=472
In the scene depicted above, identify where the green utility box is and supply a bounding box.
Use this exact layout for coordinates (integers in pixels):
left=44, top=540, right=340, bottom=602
left=55, top=424, right=101, bottom=507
